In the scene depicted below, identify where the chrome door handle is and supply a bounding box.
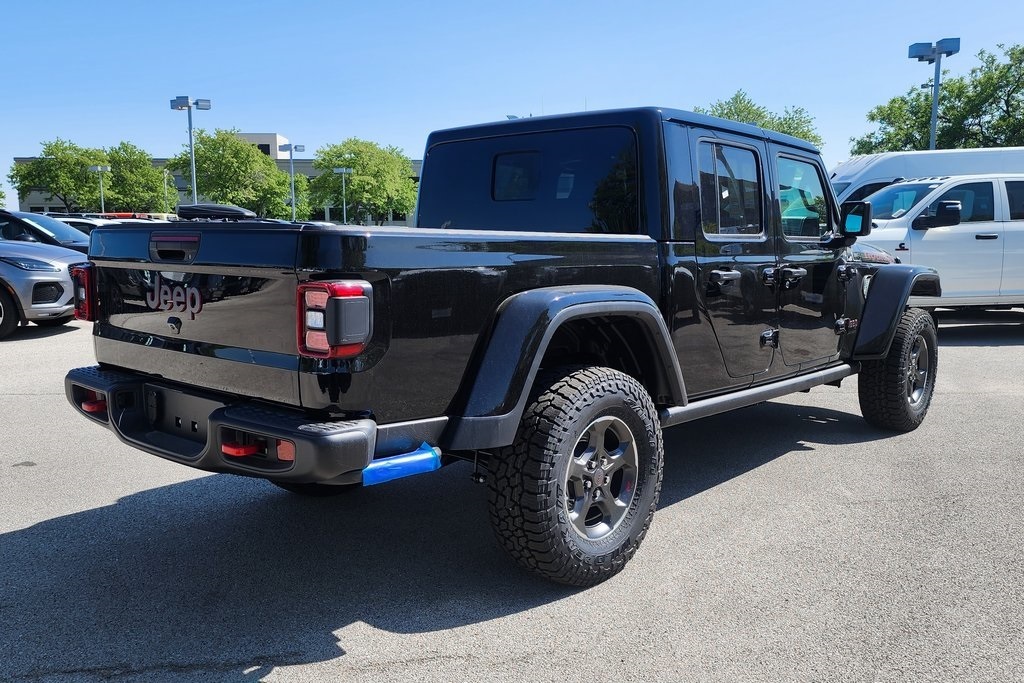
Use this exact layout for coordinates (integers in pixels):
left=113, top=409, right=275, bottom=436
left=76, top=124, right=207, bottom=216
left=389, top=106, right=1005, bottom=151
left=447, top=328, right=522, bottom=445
left=780, top=266, right=808, bottom=279
left=709, top=269, right=742, bottom=284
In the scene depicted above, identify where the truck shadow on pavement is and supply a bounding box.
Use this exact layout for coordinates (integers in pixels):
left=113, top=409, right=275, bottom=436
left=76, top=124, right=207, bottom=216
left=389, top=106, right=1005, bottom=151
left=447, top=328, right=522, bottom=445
left=8, top=322, right=81, bottom=341
left=659, top=401, right=891, bottom=507
left=1, top=403, right=888, bottom=681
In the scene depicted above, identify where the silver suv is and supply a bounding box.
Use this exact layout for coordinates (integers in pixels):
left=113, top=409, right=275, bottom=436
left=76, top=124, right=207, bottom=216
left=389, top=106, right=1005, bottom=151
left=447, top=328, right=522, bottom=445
left=0, top=241, right=83, bottom=339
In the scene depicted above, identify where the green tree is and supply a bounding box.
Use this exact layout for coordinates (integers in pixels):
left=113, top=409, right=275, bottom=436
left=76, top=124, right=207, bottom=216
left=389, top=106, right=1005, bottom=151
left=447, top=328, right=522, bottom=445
left=851, top=44, right=1024, bottom=154
left=310, top=138, right=417, bottom=224
left=7, top=139, right=108, bottom=211
left=105, top=142, right=168, bottom=213
left=0, top=185, right=6, bottom=208
left=694, top=90, right=825, bottom=148
left=167, top=129, right=306, bottom=219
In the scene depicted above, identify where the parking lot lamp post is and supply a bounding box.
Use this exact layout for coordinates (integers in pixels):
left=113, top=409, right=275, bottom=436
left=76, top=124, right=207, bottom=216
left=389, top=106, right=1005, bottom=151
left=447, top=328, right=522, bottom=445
left=333, top=167, right=353, bottom=223
left=280, top=143, right=305, bottom=221
left=908, top=39, right=960, bottom=150
left=170, top=96, right=212, bottom=204
left=88, top=165, right=110, bottom=213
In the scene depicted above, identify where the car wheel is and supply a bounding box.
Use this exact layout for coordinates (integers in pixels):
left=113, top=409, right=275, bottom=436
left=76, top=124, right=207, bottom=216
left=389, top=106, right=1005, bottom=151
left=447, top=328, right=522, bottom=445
left=488, top=366, right=664, bottom=587
left=270, top=481, right=360, bottom=497
left=0, top=289, right=20, bottom=340
left=858, top=307, right=938, bottom=432
left=34, top=316, right=73, bottom=328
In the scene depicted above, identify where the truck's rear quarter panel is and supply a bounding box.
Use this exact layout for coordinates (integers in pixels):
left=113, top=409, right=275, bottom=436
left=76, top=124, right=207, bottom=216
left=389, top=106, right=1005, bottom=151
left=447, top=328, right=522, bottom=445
left=90, top=224, right=660, bottom=422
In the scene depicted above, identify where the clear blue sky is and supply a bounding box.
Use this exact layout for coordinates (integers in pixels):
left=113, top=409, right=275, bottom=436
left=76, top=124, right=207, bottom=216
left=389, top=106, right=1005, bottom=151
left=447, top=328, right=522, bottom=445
left=3, top=0, right=1022, bottom=207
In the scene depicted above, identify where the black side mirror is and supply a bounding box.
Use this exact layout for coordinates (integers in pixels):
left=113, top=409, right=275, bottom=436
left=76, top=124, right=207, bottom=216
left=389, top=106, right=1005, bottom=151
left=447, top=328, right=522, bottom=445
left=934, top=200, right=961, bottom=227
left=913, top=200, right=961, bottom=230
left=839, top=201, right=872, bottom=238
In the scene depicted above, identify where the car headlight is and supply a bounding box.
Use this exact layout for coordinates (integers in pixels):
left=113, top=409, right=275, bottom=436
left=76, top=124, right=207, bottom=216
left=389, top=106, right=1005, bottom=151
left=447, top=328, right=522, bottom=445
left=0, top=256, right=61, bottom=272
left=862, top=274, right=874, bottom=299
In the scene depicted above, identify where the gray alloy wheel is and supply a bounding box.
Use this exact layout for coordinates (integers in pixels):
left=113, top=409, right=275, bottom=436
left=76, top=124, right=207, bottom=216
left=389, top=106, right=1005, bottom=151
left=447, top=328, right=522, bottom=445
left=906, top=333, right=931, bottom=407
left=564, top=415, right=639, bottom=541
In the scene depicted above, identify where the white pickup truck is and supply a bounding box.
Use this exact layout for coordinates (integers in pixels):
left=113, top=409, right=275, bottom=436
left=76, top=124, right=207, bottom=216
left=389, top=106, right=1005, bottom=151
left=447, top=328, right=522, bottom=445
left=862, top=174, right=1024, bottom=310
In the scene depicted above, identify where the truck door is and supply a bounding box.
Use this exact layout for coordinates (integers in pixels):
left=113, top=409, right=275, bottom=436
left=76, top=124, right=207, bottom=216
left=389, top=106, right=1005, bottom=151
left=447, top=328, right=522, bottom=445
left=772, top=149, right=847, bottom=368
left=693, top=133, right=776, bottom=378
left=911, top=179, right=1002, bottom=299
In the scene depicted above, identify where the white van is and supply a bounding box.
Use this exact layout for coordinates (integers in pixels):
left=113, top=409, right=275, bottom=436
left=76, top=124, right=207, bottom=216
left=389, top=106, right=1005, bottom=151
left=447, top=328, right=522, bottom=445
left=831, top=147, right=1024, bottom=204
left=860, top=173, right=1024, bottom=310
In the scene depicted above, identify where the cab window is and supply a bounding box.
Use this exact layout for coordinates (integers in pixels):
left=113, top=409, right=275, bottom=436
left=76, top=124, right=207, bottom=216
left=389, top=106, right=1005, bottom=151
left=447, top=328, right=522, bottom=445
left=777, top=156, right=831, bottom=239
left=927, top=182, right=994, bottom=223
left=698, top=142, right=762, bottom=237
left=1005, top=181, right=1024, bottom=220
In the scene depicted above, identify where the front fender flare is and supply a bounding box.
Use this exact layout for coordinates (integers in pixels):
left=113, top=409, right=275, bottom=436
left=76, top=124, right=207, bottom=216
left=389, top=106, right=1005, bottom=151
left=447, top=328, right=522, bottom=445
left=443, top=286, right=685, bottom=451
left=853, top=264, right=941, bottom=360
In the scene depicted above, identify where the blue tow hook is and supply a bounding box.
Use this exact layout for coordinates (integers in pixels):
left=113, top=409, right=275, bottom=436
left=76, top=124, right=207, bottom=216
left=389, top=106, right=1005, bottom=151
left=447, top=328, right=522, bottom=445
left=361, top=443, right=442, bottom=486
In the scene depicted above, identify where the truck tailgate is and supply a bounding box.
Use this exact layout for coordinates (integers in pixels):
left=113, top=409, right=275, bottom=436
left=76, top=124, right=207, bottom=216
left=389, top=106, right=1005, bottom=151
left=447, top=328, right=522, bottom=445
left=89, top=225, right=304, bottom=406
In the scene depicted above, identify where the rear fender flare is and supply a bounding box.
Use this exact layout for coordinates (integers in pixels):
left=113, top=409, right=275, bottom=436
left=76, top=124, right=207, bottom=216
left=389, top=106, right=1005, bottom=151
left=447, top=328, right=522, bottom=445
left=443, top=286, right=685, bottom=450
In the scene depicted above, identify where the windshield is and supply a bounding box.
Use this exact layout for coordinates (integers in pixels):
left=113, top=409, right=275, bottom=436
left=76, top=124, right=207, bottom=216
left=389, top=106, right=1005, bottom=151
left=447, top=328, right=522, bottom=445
left=831, top=181, right=850, bottom=197
left=16, top=212, right=89, bottom=243
left=865, top=182, right=943, bottom=220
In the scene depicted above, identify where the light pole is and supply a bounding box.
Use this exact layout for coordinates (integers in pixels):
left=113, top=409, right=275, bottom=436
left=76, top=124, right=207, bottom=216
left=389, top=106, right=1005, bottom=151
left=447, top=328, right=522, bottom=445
left=162, top=168, right=170, bottom=213
left=333, top=167, right=353, bottom=223
left=909, top=38, right=960, bottom=150
left=169, top=95, right=212, bottom=204
left=88, top=165, right=110, bottom=213
left=280, top=143, right=305, bottom=221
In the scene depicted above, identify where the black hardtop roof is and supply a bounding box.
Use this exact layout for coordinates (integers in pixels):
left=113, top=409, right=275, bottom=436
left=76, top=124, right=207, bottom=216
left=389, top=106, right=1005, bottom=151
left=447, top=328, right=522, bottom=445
left=425, top=106, right=820, bottom=154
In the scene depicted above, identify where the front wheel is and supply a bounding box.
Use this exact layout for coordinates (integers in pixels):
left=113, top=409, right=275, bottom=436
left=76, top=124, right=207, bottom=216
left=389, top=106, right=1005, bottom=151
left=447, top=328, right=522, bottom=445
left=0, top=289, right=19, bottom=340
left=488, top=366, right=664, bottom=587
left=858, top=307, right=938, bottom=431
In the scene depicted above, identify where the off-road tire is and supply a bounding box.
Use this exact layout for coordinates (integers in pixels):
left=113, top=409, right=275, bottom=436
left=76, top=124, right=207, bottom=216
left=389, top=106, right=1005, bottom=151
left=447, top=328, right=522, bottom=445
left=488, top=366, right=664, bottom=587
left=0, top=289, right=19, bottom=340
left=858, top=307, right=937, bottom=432
left=270, top=481, right=359, bottom=497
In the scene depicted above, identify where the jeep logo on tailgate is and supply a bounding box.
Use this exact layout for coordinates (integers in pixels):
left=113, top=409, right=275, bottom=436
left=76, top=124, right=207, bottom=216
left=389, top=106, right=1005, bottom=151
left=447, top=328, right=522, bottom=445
left=146, top=274, right=203, bottom=320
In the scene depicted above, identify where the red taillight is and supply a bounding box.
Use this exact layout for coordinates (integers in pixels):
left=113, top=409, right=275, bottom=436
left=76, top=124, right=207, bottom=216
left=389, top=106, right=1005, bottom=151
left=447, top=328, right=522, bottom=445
left=71, top=263, right=97, bottom=322
left=297, top=280, right=373, bottom=359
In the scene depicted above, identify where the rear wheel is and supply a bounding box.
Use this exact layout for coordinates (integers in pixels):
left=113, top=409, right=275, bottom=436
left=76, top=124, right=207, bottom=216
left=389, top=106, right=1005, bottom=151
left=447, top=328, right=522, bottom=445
left=0, top=289, right=19, bottom=340
left=488, top=366, right=663, bottom=587
left=858, top=307, right=937, bottom=431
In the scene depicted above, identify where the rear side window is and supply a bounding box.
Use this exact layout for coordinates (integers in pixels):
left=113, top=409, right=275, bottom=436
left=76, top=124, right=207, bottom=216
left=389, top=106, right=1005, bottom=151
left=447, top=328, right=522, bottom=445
left=698, top=142, right=763, bottom=237
left=1006, top=181, right=1024, bottom=220
left=417, top=126, right=639, bottom=233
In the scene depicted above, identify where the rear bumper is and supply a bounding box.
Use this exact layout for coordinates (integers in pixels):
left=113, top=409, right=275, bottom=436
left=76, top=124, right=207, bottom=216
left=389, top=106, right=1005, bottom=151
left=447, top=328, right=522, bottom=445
left=66, top=365, right=376, bottom=484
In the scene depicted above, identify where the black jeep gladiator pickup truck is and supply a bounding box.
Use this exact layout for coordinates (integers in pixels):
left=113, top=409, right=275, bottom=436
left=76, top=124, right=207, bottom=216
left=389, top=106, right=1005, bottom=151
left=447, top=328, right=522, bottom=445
left=66, top=107, right=940, bottom=587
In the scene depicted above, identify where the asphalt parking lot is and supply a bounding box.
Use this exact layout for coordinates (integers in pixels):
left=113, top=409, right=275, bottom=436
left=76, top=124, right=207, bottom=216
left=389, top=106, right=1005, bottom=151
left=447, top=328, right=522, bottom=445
left=1, top=314, right=1022, bottom=682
